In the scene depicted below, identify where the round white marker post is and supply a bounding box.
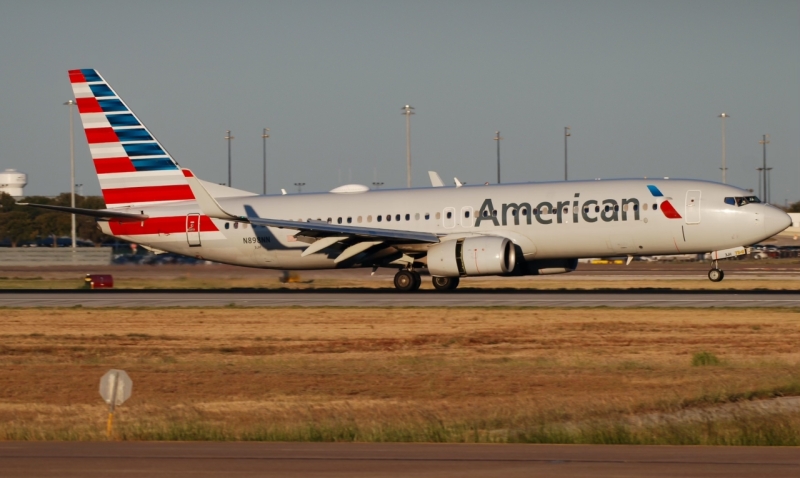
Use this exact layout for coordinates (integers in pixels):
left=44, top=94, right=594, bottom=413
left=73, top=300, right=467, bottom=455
left=99, top=369, right=132, bottom=439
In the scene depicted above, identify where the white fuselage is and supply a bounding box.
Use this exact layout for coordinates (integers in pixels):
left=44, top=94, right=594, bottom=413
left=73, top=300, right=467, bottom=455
left=99, top=178, right=790, bottom=272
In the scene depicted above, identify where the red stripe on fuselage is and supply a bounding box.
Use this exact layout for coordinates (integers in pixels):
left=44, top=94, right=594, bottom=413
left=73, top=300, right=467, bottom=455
left=94, top=157, right=136, bottom=174
left=76, top=97, right=103, bottom=113
left=103, top=185, right=195, bottom=205
left=660, top=200, right=682, bottom=219
left=68, top=70, right=86, bottom=83
left=108, top=215, right=218, bottom=236
left=85, top=127, right=119, bottom=144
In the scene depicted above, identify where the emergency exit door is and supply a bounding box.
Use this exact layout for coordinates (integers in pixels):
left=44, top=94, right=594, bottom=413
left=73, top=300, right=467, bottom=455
left=186, top=213, right=201, bottom=246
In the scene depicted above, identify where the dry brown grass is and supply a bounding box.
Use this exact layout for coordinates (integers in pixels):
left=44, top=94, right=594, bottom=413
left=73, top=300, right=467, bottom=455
left=1, top=307, right=799, bottom=442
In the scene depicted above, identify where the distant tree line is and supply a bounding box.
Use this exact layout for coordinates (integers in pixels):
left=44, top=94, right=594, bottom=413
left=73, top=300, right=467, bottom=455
left=0, top=192, right=107, bottom=246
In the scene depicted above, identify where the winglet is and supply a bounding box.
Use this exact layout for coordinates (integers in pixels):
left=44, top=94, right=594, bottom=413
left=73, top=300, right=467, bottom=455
left=181, top=169, right=243, bottom=221
left=428, top=171, right=445, bottom=187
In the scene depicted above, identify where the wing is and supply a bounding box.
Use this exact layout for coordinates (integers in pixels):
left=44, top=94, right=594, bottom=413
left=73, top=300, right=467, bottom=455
left=243, top=206, right=439, bottom=244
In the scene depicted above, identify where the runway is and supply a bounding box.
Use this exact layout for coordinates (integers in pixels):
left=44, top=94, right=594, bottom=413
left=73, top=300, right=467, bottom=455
left=3, top=289, right=800, bottom=307
left=1, top=442, right=798, bottom=478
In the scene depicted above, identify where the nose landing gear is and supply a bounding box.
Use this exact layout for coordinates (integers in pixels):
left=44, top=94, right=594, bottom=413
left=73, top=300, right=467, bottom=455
left=708, top=260, right=725, bottom=282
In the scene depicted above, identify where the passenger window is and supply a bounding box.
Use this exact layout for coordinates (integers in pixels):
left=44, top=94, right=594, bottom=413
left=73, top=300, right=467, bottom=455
left=643, top=203, right=648, bottom=211
left=357, top=216, right=362, bottom=223
left=367, top=215, right=372, bottom=223
left=327, top=218, right=332, bottom=224
left=653, top=204, right=658, bottom=210
left=724, top=197, right=735, bottom=206
left=234, top=222, right=239, bottom=229
left=377, top=215, right=382, bottom=222
left=594, top=206, right=599, bottom=213
left=396, top=214, right=401, bottom=221
left=604, top=205, right=610, bottom=212
left=337, top=217, right=342, bottom=224
left=563, top=207, right=569, bottom=214
left=425, top=213, right=430, bottom=220
left=225, top=222, right=230, bottom=229
left=492, top=210, right=497, bottom=216
left=521, top=209, right=527, bottom=215
left=347, top=217, right=352, bottom=224
left=415, top=213, right=420, bottom=220
left=386, top=215, right=391, bottom=222
left=613, top=205, right=619, bottom=212
left=633, top=204, right=639, bottom=211
left=436, top=212, right=441, bottom=219
left=405, top=214, right=410, bottom=221
left=622, top=204, right=628, bottom=212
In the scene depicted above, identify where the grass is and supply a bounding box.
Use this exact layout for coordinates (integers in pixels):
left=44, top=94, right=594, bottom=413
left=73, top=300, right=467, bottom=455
left=1, top=307, right=799, bottom=443
left=692, top=351, right=721, bottom=366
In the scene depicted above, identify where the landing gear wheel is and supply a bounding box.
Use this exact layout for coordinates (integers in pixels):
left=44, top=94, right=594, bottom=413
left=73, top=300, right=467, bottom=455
left=432, top=276, right=460, bottom=291
left=708, top=268, right=724, bottom=282
left=410, top=271, right=422, bottom=291
left=394, top=270, right=417, bottom=292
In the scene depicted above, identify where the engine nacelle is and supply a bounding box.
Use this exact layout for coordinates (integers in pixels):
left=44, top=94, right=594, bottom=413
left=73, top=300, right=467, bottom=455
left=427, top=236, right=516, bottom=277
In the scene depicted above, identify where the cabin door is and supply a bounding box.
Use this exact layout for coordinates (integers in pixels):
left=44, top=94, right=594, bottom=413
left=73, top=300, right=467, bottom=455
left=186, top=213, right=201, bottom=247
left=685, top=190, right=701, bottom=224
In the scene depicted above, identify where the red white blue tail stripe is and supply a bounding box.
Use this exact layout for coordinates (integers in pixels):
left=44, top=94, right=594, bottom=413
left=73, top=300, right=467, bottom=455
left=68, top=69, right=195, bottom=208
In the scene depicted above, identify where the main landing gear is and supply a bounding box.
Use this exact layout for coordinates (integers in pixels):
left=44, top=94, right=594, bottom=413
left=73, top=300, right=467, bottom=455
left=393, top=270, right=460, bottom=292
left=432, top=276, right=459, bottom=291
left=708, top=260, right=725, bottom=282
left=394, top=269, right=422, bottom=292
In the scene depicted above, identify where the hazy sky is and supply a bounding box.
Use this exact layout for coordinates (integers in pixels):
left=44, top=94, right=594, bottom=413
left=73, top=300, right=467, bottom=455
left=0, top=1, right=797, bottom=203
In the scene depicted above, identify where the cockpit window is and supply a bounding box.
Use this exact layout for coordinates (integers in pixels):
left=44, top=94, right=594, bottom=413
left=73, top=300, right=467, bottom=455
left=725, top=196, right=761, bottom=207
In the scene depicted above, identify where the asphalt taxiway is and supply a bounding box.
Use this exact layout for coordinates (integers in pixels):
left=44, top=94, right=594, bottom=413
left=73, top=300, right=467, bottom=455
left=2, top=289, right=800, bottom=307
left=1, top=442, right=798, bottom=478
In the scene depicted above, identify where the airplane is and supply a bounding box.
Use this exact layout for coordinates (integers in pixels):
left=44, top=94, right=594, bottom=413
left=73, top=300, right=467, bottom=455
left=26, top=69, right=792, bottom=291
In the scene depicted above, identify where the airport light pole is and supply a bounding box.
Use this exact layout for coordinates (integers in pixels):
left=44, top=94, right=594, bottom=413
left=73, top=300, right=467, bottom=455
left=564, top=126, right=571, bottom=181
left=402, top=105, right=414, bottom=188
left=718, top=113, right=730, bottom=183
left=494, top=131, right=502, bottom=184
left=261, top=128, right=269, bottom=195
left=63, top=100, right=77, bottom=250
left=225, top=130, right=234, bottom=187
left=759, top=134, right=770, bottom=203
left=757, top=167, right=764, bottom=200
left=294, top=182, right=305, bottom=193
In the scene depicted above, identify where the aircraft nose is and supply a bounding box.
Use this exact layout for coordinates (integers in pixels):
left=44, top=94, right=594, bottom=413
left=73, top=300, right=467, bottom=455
left=764, top=205, right=792, bottom=236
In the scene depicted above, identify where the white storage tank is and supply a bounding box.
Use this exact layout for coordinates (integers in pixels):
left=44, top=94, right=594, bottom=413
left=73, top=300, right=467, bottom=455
left=0, top=169, right=28, bottom=199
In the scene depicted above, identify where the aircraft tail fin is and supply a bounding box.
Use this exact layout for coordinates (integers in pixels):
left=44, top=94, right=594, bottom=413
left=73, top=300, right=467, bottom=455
left=68, top=69, right=195, bottom=209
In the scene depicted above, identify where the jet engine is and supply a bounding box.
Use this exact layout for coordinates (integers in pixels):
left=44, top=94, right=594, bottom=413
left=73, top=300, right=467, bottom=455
left=427, top=236, right=516, bottom=277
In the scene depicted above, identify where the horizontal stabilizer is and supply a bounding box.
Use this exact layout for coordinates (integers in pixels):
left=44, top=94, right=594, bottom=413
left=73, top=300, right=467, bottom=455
left=181, top=169, right=243, bottom=221
left=20, top=203, right=149, bottom=221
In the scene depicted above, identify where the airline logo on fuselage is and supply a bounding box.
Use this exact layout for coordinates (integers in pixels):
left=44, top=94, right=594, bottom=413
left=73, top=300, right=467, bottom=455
left=474, top=185, right=681, bottom=227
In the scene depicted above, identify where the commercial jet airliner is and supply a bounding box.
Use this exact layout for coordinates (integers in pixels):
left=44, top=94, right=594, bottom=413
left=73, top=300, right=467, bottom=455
left=28, top=69, right=792, bottom=291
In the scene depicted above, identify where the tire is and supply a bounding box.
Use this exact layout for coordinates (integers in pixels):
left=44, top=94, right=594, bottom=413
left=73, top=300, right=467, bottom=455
left=410, top=271, right=422, bottom=291
left=708, top=268, right=723, bottom=282
left=394, top=270, right=416, bottom=291
left=432, top=276, right=460, bottom=291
